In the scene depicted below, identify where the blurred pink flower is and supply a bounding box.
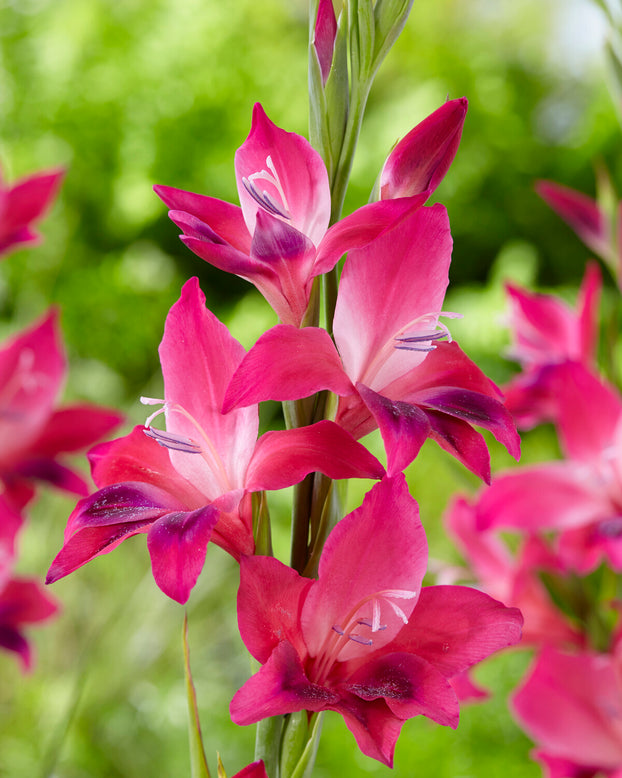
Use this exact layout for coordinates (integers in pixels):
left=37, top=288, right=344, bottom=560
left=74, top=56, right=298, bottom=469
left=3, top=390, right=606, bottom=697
left=503, top=262, right=601, bottom=427
left=513, top=646, right=622, bottom=778
left=224, top=206, right=519, bottom=482
left=0, top=575, right=58, bottom=671
left=231, top=475, right=523, bottom=767
left=476, top=362, right=622, bottom=573
left=47, top=278, right=383, bottom=603
left=0, top=310, right=123, bottom=501
left=0, top=165, right=64, bottom=257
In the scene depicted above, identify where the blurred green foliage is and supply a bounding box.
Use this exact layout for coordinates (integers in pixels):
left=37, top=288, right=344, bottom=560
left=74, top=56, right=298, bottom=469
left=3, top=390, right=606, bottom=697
left=0, top=0, right=619, bottom=776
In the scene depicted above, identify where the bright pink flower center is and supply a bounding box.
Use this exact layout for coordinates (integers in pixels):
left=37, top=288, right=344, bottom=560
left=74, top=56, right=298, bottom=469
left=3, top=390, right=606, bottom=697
left=140, top=397, right=232, bottom=494
left=310, top=588, right=417, bottom=685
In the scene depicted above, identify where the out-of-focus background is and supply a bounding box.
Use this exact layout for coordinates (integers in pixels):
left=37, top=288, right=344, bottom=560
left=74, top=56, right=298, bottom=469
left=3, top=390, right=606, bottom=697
left=0, top=0, right=616, bottom=775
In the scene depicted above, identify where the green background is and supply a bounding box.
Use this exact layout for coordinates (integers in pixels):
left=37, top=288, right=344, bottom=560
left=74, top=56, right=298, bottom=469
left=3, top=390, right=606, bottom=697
left=0, top=0, right=616, bottom=775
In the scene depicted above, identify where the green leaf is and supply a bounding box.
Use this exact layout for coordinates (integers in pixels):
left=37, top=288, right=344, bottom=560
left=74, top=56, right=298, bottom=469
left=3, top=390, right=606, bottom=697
left=183, top=612, right=211, bottom=778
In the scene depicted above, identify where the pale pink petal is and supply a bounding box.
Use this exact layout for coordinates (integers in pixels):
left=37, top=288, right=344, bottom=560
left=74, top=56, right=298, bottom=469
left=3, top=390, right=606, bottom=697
left=159, top=278, right=258, bottom=497
left=302, top=475, right=427, bottom=662
left=334, top=204, right=452, bottom=389
left=476, top=463, right=610, bottom=532
left=234, top=103, right=331, bottom=247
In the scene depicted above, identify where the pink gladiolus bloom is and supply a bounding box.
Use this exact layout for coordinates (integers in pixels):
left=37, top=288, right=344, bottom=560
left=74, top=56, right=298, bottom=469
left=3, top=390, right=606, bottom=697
left=380, top=98, right=468, bottom=200
left=477, top=361, right=622, bottom=573
left=231, top=475, right=523, bottom=767
left=537, top=179, right=620, bottom=278
left=503, top=262, right=601, bottom=427
left=446, top=496, right=581, bottom=650
left=0, top=576, right=58, bottom=671
left=0, top=165, right=64, bottom=257
left=155, top=103, right=428, bottom=326
left=47, top=278, right=384, bottom=603
left=224, top=205, right=519, bottom=482
left=0, top=310, right=123, bottom=501
left=513, top=647, right=622, bottom=778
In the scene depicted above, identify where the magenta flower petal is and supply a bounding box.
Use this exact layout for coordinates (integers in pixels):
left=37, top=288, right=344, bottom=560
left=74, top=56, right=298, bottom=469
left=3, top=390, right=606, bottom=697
left=237, top=555, right=312, bottom=663
left=0, top=576, right=59, bottom=671
left=475, top=463, right=609, bottom=532
left=230, top=640, right=339, bottom=725
left=389, top=585, right=523, bottom=678
left=425, top=410, right=494, bottom=483
left=536, top=180, right=612, bottom=261
left=232, top=762, right=269, bottom=778
left=245, top=421, right=385, bottom=490
left=302, top=475, right=426, bottom=662
left=32, top=405, right=123, bottom=456
left=512, top=648, right=622, bottom=771
left=153, top=184, right=252, bottom=253
left=0, top=167, right=64, bottom=256
left=223, top=325, right=352, bottom=412
left=313, top=0, right=337, bottom=85
left=235, top=103, right=330, bottom=247
left=380, top=98, right=467, bottom=200
left=147, top=506, right=220, bottom=603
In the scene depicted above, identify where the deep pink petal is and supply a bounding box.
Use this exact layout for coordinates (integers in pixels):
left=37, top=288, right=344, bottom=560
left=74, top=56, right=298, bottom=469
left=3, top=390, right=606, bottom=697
left=424, top=411, right=493, bottom=483
left=12, top=457, right=90, bottom=496
left=315, top=196, right=427, bottom=275
left=46, top=482, right=187, bottom=583
left=334, top=204, right=452, bottom=389
left=1, top=168, right=64, bottom=232
left=388, top=585, right=523, bottom=677
left=249, top=211, right=317, bottom=325
left=223, top=325, right=352, bottom=412
left=230, top=640, right=339, bottom=725
left=356, top=384, right=430, bottom=476
left=476, top=463, right=610, bottom=532
left=545, top=362, right=622, bottom=462
left=0, top=625, right=31, bottom=670
left=158, top=278, right=258, bottom=497
left=235, top=104, right=330, bottom=247
left=313, top=0, right=337, bottom=84
left=578, top=261, right=602, bottom=365
left=237, top=555, right=312, bottom=663
left=32, top=405, right=124, bottom=455
left=153, top=185, right=252, bottom=253
left=336, top=696, right=404, bottom=767
left=146, top=506, right=220, bottom=603
left=380, top=98, right=467, bottom=199
left=89, top=426, right=205, bottom=507
left=512, top=648, right=622, bottom=769
left=536, top=180, right=611, bottom=260
left=232, top=762, right=269, bottom=778
left=245, top=420, right=384, bottom=490
left=302, top=475, right=427, bottom=663
left=0, top=576, right=58, bottom=671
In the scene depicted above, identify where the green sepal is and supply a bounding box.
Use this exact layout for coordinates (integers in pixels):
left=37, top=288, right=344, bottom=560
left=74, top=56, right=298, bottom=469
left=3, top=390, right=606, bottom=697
left=279, top=711, right=324, bottom=778
left=183, top=612, right=211, bottom=778
left=217, top=754, right=227, bottom=778
left=252, top=490, right=273, bottom=557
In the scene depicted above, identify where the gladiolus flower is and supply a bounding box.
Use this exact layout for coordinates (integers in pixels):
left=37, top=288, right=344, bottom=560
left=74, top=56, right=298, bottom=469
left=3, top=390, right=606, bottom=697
left=47, top=278, right=384, bottom=603
left=231, top=475, right=523, bottom=767
left=0, top=310, right=123, bottom=500
left=0, top=576, right=58, bottom=671
left=224, top=205, right=519, bottom=482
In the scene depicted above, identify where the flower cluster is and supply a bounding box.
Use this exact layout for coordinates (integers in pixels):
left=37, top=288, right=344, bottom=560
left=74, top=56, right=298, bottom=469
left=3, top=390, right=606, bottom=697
left=0, top=166, right=123, bottom=670
left=445, top=200, right=622, bottom=775
left=46, top=97, right=523, bottom=771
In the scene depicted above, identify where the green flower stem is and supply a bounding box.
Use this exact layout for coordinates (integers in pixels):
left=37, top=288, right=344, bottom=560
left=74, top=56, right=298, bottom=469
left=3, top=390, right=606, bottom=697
left=255, top=714, right=284, bottom=777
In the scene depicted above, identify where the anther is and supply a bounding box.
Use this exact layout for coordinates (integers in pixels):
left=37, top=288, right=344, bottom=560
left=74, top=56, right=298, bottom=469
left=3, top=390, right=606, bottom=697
left=143, top=427, right=202, bottom=454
